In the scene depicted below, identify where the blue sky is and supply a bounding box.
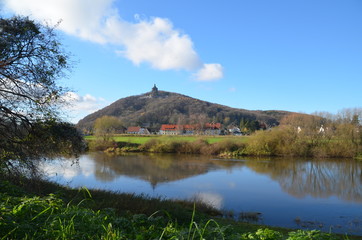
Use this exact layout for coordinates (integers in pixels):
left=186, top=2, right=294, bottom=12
left=2, top=0, right=362, bottom=123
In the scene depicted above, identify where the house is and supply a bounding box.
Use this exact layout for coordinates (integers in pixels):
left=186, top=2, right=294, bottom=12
left=183, top=125, right=196, bottom=135
left=126, top=126, right=150, bottom=135
left=159, top=124, right=183, bottom=135
left=228, top=127, right=242, bottom=135
left=204, top=123, right=222, bottom=135
left=159, top=123, right=222, bottom=135
left=297, top=126, right=302, bottom=134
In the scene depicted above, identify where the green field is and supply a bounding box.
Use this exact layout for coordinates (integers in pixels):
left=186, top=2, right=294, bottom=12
left=85, top=134, right=249, bottom=145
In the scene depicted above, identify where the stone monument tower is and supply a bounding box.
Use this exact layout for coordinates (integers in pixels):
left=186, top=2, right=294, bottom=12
left=151, top=84, right=159, bottom=97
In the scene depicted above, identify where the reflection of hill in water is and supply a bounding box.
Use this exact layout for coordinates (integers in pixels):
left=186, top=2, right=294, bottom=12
left=246, top=158, right=362, bottom=203
left=84, top=153, right=362, bottom=203
left=88, top=152, right=242, bottom=187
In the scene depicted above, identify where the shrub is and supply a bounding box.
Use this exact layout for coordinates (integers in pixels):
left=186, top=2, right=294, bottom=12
left=240, top=228, right=284, bottom=239
left=245, top=127, right=298, bottom=156
left=88, top=139, right=117, bottom=151
left=139, top=139, right=161, bottom=152
left=287, top=229, right=339, bottom=240
left=200, top=140, right=245, bottom=155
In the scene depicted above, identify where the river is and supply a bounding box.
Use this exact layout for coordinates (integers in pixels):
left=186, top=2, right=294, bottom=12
left=41, top=152, right=362, bottom=235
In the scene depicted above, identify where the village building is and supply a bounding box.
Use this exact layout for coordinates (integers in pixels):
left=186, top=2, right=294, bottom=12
left=126, top=126, right=150, bottom=135
left=159, top=124, right=182, bottom=135
left=228, top=126, right=242, bottom=135
left=183, top=125, right=196, bottom=135
left=159, top=123, right=222, bottom=135
left=319, top=125, right=325, bottom=134
left=204, top=123, right=222, bottom=135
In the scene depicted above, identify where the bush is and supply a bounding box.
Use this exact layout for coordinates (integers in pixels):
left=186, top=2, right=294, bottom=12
left=138, top=138, right=247, bottom=156
left=88, top=139, right=117, bottom=151
left=244, top=122, right=361, bottom=158
left=287, top=229, right=339, bottom=240
left=240, top=228, right=284, bottom=239
left=200, top=140, right=245, bottom=155
left=245, top=127, right=299, bottom=156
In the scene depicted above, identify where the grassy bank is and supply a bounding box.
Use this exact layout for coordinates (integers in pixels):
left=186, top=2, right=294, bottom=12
left=85, top=134, right=249, bottom=145
left=87, top=130, right=362, bottom=159
left=1, top=178, right=357, bottom=240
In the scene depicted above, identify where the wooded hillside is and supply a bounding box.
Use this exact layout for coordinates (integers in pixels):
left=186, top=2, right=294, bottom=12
left=76, top=88, right=292, bottom=133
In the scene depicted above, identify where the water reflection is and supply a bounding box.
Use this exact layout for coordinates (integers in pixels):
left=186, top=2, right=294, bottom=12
left=72, top=153, right=362, bottom=203
left=245, top=159, right=362, bottom=203
left=89, top=153, right=227, bottom=187
left=42, top=153, right=362, bottom=234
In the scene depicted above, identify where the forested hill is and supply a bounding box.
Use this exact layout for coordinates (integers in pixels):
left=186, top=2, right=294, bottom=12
left=76, top=88, right=292, bottom=133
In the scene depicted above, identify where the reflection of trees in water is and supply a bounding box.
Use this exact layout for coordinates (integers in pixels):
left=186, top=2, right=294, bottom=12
left=247, top=159, right=362, bottom=203
left=81, top=153, right=362, bottom=202
left=87, top=153, right=242, bottom=187
left=90, top=153, right=120, bottom=182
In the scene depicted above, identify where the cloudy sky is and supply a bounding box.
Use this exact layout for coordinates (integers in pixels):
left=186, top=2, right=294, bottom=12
left=1, top=0, right=361, bottom=123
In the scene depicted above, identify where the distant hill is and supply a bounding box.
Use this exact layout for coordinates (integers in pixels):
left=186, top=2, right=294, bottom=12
left=76, top=85, right=293, bottom=133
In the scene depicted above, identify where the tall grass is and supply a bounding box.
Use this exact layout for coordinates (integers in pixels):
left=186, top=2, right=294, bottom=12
left=1, top=179, right=356, bottom=240
left=245, top=124, right=362, bottom=158
left=137, top=138, right=247, bottom=156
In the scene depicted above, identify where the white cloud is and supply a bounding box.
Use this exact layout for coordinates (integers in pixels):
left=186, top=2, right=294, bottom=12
left=3, top=0, right=223, bottom=80
left=2, top=0, right=114, bottom=43
left=113, top=17, right=202, bottom=70
left=61, top=92, right=107, bottom=123
left=193, top=192, right=223, bottom=209
left=62, top=92, right=106, bottom=112
left=194, top=63, right=224, bottom=81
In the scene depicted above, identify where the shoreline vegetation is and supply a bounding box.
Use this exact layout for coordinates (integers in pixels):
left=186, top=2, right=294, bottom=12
left=1, top=177, right=359, bottom=239
left=87, top=128, right=362, bottom=160
left=88, top=110, right=362, bottom=160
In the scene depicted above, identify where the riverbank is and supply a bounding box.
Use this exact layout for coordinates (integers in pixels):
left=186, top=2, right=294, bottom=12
left=1, top=177, right=358, bottom=239
left=87, top=131, right=362, bottom=159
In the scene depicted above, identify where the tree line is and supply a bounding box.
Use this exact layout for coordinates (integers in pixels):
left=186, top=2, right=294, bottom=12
left=91, top=109, right=362, bottom=159
left=246, top=109, right=362, bottom=158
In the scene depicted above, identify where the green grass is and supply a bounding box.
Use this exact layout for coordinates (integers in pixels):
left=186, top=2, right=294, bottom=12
left=85, top=134, right=249, bottom=145
left=1, top=178, right=360, bottom=240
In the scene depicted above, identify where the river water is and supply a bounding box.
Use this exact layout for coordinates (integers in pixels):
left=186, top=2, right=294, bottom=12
left=41, top=152, right=362, bottom=235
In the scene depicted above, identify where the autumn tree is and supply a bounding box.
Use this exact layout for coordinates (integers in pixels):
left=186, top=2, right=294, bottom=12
left=94, top=116, right=124, bottom=142
left=0, top=16, right=84, bottom=176
left=334, top=108, right=362, bottom=155
left=239, top=118, right=261, bottom=134
left=280, top=113, right=328, bottom=143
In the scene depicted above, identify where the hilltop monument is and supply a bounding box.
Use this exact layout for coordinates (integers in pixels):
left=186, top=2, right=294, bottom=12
left=151, top=84, right=159, bottom=97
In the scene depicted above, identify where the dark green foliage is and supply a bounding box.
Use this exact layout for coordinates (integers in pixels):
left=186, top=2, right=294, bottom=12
left=240, top=228, right=284, bottom=239
left=1, top=119, right=86, bottom=177
left=239, top=228, right=340, bottom=240
left=25, top=120, right=86, bottom=157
